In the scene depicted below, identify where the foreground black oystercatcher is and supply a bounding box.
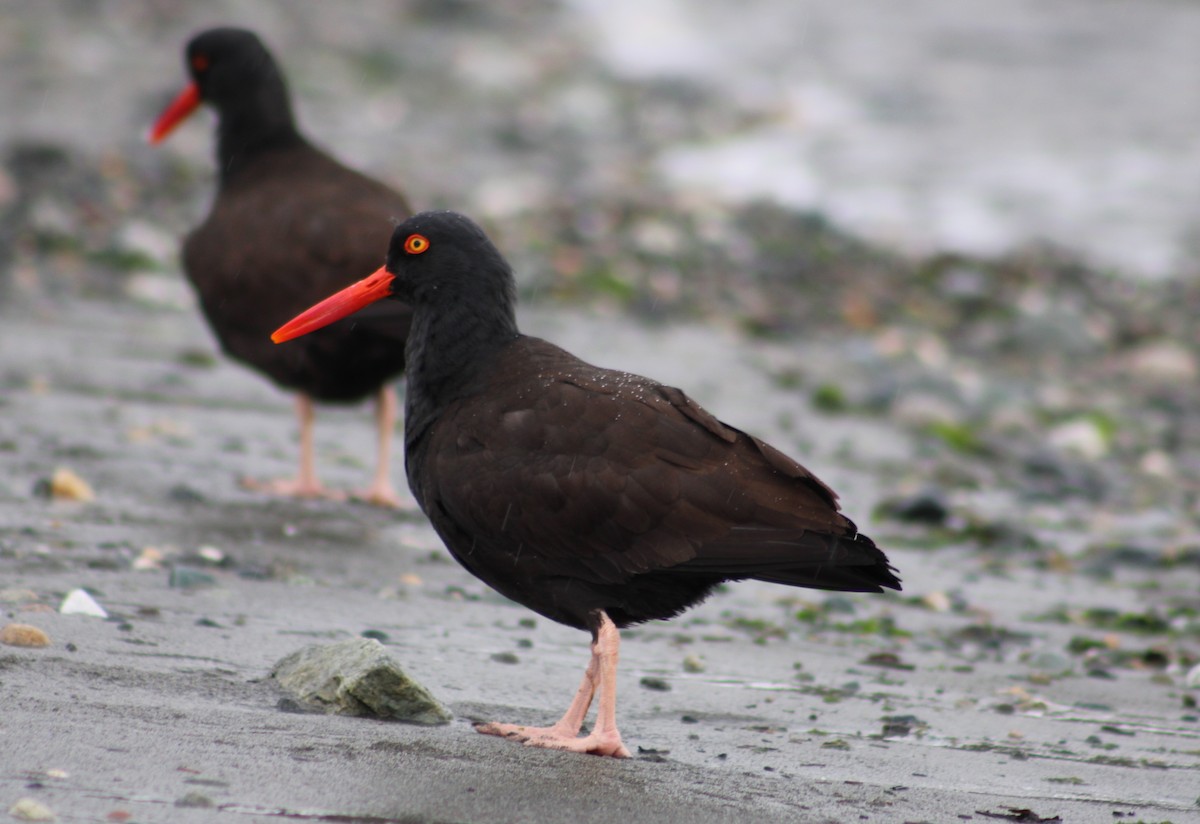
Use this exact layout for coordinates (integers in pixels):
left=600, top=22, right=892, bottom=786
left=149, top=27, right=412, bottom=506
left=273, top=211, right=902, bottom=757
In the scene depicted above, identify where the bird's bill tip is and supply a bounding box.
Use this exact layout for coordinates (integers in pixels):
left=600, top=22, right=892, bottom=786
left=271, top=266, right=395, bottom=344
left=147, top=81, right=202, bottom=145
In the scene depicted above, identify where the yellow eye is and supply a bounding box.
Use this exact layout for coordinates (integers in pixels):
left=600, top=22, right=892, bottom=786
left=404, top=233, right=430, bottom=255
left=191, top=54, right=210, bottom=72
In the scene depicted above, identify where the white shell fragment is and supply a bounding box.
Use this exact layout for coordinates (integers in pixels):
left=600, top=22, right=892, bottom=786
left=59, top=588, right=108, bottom=618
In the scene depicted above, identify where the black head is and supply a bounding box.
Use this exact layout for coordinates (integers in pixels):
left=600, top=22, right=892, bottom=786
left=184, top=27, right=287, bottom=113
left=272, top=211, right=518, bottom=346
left=383, top=211, right=516, bottom=309
left=149, top=27, right=298, bottom=156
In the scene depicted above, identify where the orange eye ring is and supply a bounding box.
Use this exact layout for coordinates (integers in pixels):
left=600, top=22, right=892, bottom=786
left=404, top=233, right=430, bottom=255
left=191, top=54, right=210, bottom=72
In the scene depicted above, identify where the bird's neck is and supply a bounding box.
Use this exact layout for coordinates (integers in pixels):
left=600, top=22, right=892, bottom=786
left=403, top=286, right=520, bottom=447
left=215, top=90, right=306, bottom=181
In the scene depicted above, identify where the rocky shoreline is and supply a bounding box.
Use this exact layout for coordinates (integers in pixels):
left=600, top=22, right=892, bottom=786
left=2, top=2, right=1198, bottom=821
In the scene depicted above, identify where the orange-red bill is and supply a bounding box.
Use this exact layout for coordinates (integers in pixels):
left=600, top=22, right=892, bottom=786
left=148, top=82, right=202, bottom=145
left=272, top=266, right=395, bottom=343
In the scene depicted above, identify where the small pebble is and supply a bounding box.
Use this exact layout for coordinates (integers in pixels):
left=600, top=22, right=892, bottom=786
left=48, top=467, right=95, bottom=502
left=1184, top=662, right=1200, bottom=689
left=1047, top=418, right=1108, bottom=460
left=880, top=489, right=950, bottom=524
left=0, top=623, right=51, bottom=647
left=60, top=588, right=107, bottom=618
left=682, top=654, right=705, bottom=673
left=640, top=676, right=671, bottom=692
left=9, top=798, right=56, bottom=821
left=1138, top=450, right=1173, bottom=478
left=921, top=591, right=952, bottom=613
left=167, top=484, right=207, bottom=504
left=891, top=391, right=961, bottom=428
left=197, top=545, right=225, bottom=563
left=132, top=546, right=166, bottom=571
left=1124, top=340, right=1198, bottom=382
left=0, top=588, right=39, bottom=604
left=174, top=792, right=212, bottom=808
left=170, top=567, right=217, bottom=589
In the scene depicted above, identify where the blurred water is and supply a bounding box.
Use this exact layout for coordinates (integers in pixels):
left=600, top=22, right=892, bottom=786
left=572, top=0, right=1200, bottom=278
left=3, top=0, right=1200, bottom=278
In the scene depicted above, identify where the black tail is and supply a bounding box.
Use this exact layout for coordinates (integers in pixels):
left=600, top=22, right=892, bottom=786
left=684, top=527, right=902, bottom=594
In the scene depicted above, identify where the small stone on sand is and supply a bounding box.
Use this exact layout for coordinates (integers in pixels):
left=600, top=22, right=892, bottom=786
left=922, top=591, right=952, bottom=613
left=272, top=637, right=452, bottom=726
left=60, top=588, right=108, bottom=618
left=174, top=792, right=212, bottom=808
left=49, top=467, right=95, bottom=501
left=132, top=546, right=165, bottom=570
left=9, top=797, right=56, bottom=821
left=0, top=588, right=39, bottom=604
left=1185, top=662, right=1200, bottom=689
left=0, top=623, right=51, bottom=647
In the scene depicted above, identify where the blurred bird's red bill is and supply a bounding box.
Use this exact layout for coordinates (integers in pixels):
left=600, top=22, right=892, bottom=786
left=148, top=82, right=202, bottom=144
left=271, top=266, right=395, bottom=343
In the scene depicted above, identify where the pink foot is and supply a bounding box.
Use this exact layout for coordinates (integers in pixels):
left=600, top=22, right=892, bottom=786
left=239, top=475, right=347, bottom=501
left=475, top=721, right=631, bottom=758
left=348, top=481, right=414, bottom=510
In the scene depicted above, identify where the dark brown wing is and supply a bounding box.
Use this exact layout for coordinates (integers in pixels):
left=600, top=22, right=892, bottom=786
left=416, top=337, right=899, bottom=629
left=183, top=145, right=412, bottom=401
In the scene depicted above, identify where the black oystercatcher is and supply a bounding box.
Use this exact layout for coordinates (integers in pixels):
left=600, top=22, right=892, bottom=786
left=150, top=27, right=412, bottom=506
left=273, top=211, right=902, bottom=757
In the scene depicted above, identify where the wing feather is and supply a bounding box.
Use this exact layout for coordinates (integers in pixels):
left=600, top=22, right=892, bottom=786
left=417, top=338, right=899, bottom=597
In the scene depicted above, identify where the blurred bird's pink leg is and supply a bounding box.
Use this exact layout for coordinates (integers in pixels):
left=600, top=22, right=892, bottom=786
left=352, top=386, right=406, bottom=508
left=293, top=394, right=320, bottom=494
left=476, top=611, right=631, bottom=758
left=241, top=394, right=345, bottom=500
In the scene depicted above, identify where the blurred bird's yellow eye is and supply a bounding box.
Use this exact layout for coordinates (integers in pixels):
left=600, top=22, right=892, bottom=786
left=191, top=54, right=210, bottom=72
left=405, top=234, right=430, bottom=255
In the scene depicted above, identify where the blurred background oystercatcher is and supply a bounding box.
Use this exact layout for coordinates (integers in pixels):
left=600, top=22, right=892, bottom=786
left=150, top=26, right=413, bottom=507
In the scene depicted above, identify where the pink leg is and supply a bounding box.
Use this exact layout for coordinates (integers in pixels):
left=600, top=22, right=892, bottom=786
left=240, top=394, right=345, bottom=500
left=351, top=386, right=407, bottom=508
left=476, top=611, right=631, bottom=758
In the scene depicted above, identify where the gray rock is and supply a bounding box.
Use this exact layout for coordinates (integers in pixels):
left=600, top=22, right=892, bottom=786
left=891, top=390, right=963, bottom=428
left=1047, top=417, right=1110, bottom=460
left=877, top=487, right=950, bottom=525
left=168, top=566, right=217, bottom=590
left=1123, top=340, right=1198, bottom=383
left=271, top=638, right=452, bottom=726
